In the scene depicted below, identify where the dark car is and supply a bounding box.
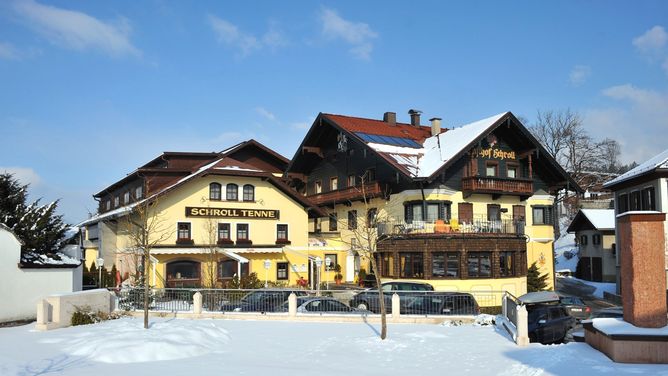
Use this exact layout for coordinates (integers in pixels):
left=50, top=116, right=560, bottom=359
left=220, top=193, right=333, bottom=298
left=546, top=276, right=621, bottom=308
left=559, top=296, right=591, bottom=321
left=404, top=292, right=480, bottom=315
left=527, top=304, right=576, bottom=344
left=349, top=281, right=434, bottom=313
left=280, top=297, right=360, bottom=314
left=220, top=289, right=307, bottom=312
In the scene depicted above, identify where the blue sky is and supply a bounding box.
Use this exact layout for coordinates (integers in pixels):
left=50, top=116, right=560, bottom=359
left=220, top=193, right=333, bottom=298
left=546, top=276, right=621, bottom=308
left=1, top=0, right=667, bottom=224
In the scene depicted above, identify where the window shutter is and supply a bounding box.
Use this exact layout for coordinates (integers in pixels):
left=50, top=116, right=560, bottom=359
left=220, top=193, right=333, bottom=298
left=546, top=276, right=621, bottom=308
left=405, top=204, right=413, bottom=223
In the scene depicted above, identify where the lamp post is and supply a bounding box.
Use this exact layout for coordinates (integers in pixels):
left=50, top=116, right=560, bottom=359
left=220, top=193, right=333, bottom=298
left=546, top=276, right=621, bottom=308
left=314, top=257, right=322, bottom=296
left=96, top=257, right=104, bottom=288
left=263, top=259, right=271, bottom=288
left=324, top=256, right=331, bottom=290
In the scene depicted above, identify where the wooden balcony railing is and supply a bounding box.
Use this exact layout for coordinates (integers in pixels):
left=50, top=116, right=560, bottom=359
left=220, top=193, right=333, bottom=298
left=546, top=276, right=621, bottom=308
left=462, top=176, right=533, bottom=197
left=308, top=182, right=382, bottom=206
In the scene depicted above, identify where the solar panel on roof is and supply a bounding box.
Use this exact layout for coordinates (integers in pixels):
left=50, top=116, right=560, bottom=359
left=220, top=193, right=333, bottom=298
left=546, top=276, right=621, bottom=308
left=354, top=132, right=421, bottom=148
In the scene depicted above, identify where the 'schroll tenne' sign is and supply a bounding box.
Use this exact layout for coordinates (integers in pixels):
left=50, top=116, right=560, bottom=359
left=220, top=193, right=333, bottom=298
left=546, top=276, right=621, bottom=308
left=185, top=207, right=280, bottom=220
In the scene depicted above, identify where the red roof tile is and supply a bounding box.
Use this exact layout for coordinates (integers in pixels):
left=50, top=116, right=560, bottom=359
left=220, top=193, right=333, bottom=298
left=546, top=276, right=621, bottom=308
left=323, top=113, right=438, bottom=142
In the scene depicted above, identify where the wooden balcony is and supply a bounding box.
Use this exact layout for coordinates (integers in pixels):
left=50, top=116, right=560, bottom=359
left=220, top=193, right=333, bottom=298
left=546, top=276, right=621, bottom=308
left=308, top=182, right=382, bottom=206
left=462, top=176, right=533, bottom=199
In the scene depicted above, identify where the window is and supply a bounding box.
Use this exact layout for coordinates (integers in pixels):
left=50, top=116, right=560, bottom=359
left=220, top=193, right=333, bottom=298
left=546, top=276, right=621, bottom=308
left=330, top=177, right=338, bottom=191
left=105, top=200, right=111, bottom=211
left=641, top=187, right=655, bottom=210
left=243, top=184, right=254, bottom=201
left=209, top=183, right=222, bottom=200
left=277, top=224, right=289, bottom=242
left=499, top=251, right=514, bottom=277
left=348, top=210, right=357, bottom=230
left=167, top=261, right=200, bottom=280
left=226, top=184, right=238, bottom=201
left=324, top=254, right=337, bottom=271
left=367, top=208, right=377, bottom=226
left=135, top=186, right=143, bottom=199
left=277, top=262, right=289, bottom=280
left=114, top=196, right=120, bottom=207
left=365, top=168, right=376, bottom=182
left=218, top=259, right=237, bottom=279
left=218, top=223, right=231, bottom=241
left=593, top=234, right=601, bottom=246
left=467, top=252, right=491, bottom=278
left=123, top=191, right=130, bottom=204
left=532, top=206, right=554, bottom=225
left=347, top=174, right=356, bottom=187
left=630, top=190, right=641, bottom=211
left=618, top=193, right=629, bottom=214
left=426, top=204, right=439, bottom=221
left=314, top=180, right=322, bottom=194
left=432, top=252, right=459, bottom=278
left=237, top=224, right=249, bottom=241
left=329, top=213, right=338, bottom=231
left=400, top=252, right=424, bottom=278
left=580, top=234, right=588, bottom=245
left=405, top=201, right=451, bottom=223
left=486, top=162, right=498, bottom=177
left=487, top=204, right=501, bottom=221
left=507, top=164, right=517, bottom=179
left=177, top=222, right=191, bottom=240
left=381, top=253, right=394, bottom=277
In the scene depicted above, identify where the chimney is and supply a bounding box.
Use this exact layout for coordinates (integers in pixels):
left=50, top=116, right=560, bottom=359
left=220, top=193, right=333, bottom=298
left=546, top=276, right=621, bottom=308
left=408, top=109, right=422, bottom=126
left=429, top=117, right=442, bottom=136
left=383, top=112, right=396, bottom=125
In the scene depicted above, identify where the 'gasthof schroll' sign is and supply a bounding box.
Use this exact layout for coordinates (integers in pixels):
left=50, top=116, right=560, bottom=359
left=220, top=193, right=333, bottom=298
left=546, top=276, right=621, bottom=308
left=185, top=207, right=280, bottom=220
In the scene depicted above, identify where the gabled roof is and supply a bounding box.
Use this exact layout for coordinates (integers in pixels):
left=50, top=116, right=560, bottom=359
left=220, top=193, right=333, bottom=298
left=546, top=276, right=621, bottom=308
left=324, top=114, right=434, bottom=141
left=603, top=148, right=668, bottom=189
left=567, top=209, right=616, bottom=233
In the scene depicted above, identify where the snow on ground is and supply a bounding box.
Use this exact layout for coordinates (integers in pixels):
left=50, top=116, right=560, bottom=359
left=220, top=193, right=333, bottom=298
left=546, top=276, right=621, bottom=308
left=566, top=276, right=617, bottom=298
left=1, top=317, right=667, bottom=375
left=554, top=216, right=578, bottom=273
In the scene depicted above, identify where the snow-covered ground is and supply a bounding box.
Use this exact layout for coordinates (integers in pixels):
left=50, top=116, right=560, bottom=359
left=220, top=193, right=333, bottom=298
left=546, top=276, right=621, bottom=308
left=554, top=216, right=579, bottom=273
left=1, top=317, right=667, bottom=375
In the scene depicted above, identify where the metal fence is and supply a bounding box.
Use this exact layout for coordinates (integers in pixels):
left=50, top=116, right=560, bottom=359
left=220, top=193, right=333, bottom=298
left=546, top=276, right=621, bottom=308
left=113, top=287, right=505, bottom=316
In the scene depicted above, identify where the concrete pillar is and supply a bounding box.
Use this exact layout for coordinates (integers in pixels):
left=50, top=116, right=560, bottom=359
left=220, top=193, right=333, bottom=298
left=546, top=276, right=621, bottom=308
left=35, top=300, right=50, bottom=330
left=502, top=293, right=508, bottom=318
left=193, top=292, right=202, bottom=315
left=391, top=293, right=401, bottom=321
left=618, top=212, right=667, bottom=328
left=516, top=305, right=529, bottom=347
left=288, top=293, right=297, bottom=317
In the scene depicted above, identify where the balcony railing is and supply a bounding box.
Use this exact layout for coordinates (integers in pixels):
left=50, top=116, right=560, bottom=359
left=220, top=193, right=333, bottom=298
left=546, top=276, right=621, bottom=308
left=308, top=182, right=382, bottom=206
left=462, top=176, right=533, bottom=196
left=377, top=217, right=526, bottom=237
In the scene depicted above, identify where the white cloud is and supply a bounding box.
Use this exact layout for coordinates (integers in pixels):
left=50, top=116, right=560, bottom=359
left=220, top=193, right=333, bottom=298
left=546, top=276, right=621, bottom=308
left=632, top=25, right=667, bottom=53
left=208, top=15, right=287, bottom=57
left=255, top=107, right=277, bottom=122
left=584, top=84, right=668, bottom=164
left=0, top=167, right=42, bottom=186
left=13, top=0, right=139, bottom=57
left=0, top=41, right=20, bottom=60
left=569, top=65, right=591, bottom=86
left=320, top=8, right=378, bottom=60
left=290, top=121, right=311, bottom=130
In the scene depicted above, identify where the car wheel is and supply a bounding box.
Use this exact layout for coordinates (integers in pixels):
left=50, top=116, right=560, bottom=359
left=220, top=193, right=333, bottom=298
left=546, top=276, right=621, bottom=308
left=356, top=301, right=369, bottom=311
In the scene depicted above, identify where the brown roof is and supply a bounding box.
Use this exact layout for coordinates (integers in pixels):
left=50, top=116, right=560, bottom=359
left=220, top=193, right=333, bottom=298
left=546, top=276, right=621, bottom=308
left=323, top=113, right=437, bottom=142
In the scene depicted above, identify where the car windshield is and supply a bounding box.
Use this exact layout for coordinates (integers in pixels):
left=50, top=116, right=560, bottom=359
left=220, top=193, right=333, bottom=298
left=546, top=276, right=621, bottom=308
left=242, top=291, right=271, bottom=304
left=560, top=297, right=583, bottom=305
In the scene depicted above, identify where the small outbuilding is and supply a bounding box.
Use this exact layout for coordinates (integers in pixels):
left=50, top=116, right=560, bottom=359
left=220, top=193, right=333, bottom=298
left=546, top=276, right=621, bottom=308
left=567, top=209, right=616, bottom=282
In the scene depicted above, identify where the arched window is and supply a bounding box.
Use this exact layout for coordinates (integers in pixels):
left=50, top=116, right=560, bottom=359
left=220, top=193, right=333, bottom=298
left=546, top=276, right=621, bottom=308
left=218, top=259, right=237, bottom=279
left=209, top=183, right=222, bottom=200
left=166, top=260, right=201, bottom=287
left=226, top=183, right=238, bottom=201
left=243, top=184, right=255, bottom=202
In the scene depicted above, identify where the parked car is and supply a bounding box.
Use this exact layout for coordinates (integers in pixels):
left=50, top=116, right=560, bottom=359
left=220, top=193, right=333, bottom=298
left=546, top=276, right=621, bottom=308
left=280, top=297, right=360, bottom=314
left=349, top=281, right=434, bottom=313
left=403, top=292, right=480, bottom=315
left=220, top=289, right=307, bottom=312
left=527, top=304, right=576, bottom=344
left=559, top=295, right=591, bottom=321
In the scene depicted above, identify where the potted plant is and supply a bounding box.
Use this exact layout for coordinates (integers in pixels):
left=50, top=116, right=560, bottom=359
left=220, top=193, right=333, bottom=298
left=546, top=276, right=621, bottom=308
left=334, top=264, right=343, bottom=285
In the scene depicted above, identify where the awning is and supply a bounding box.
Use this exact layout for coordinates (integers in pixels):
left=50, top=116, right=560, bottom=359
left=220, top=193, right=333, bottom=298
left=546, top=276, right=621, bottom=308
left=223, top=250, right=249, bottom=263
left=149, top=247, right=282, bottom=255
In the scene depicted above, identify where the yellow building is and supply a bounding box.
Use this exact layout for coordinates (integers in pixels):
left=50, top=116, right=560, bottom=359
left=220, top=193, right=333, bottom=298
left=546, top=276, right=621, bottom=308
left=80, top=140, right=347, bottom=289
left=286, top=110, right=582, bottom=300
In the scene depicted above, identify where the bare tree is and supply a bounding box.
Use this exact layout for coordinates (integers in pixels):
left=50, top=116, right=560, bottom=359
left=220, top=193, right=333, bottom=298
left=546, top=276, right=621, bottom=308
left=124, top=195, right=174, bottom=329
left=201, top=202, right=220, bottom=288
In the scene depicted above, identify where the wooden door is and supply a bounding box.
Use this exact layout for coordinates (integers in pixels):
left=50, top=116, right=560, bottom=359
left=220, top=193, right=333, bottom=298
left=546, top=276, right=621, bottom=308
left=458, top=202, right=473, bottom=224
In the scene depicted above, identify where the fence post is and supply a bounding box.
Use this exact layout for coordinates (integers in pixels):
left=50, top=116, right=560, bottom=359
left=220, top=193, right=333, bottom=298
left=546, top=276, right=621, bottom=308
left=502, top=292, right=507, bottom=318
left=35, top=299, right=50, bottom=330
left=193, top=291, right=202, bottom=315
left=288, top=293, right=297, bottom=317
left=516, top=304, right=529, bottom=346
left=391, top=293, right=401, bottom=321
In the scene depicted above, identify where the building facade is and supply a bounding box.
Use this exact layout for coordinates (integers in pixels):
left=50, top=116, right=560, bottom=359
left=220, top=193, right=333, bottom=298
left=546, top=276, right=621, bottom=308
left=566, top=209, right=616, bottom=282
left=287, top=110, right=581, bottom=298
left=80, top=140, right=348, bottom=289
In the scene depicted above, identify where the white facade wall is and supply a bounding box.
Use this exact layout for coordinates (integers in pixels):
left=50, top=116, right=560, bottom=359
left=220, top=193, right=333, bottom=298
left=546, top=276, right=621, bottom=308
left=0, top=227, right=81, bottom=322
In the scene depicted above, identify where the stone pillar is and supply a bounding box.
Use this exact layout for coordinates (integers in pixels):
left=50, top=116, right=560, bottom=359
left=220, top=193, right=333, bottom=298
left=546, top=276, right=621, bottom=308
left=516, top=305, right=529, bottom=347
left=193, top=292, right=202, bottom=315
left=35, top=300, right=50, bottom=331
left=288, top=293, right=297, bottom=318
left=391, top=293, right=401, bottom=321
left=618, top=212, right=667, bottom=328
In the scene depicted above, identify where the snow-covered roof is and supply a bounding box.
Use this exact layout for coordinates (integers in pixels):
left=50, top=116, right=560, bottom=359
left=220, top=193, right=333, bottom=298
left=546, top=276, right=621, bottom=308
left=604, top=148, right=668, bottom=188
left=19, top=251, right=81, bottom=268
left=365, top=112, right=507, bottom=178
left=579, top=209, right=615, bottom=230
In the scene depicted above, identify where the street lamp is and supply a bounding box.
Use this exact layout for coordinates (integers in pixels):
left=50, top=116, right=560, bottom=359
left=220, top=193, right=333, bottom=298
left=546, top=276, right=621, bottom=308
left=263, top=259, right=271, bottom=288
left=314, top=257, right=322, bottom=296
left=324, top=256, right=331, bottom=290
left=96, top=257, right=104, bottom=288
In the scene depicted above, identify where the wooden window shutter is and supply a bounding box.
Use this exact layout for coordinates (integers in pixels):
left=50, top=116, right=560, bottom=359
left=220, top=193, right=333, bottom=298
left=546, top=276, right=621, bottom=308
left=458, top=202, right=473, bottom=223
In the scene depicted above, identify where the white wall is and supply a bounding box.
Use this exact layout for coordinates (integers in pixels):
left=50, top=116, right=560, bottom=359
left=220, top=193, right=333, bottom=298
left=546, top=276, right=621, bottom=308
left=0, top=228, right=81, bottom=322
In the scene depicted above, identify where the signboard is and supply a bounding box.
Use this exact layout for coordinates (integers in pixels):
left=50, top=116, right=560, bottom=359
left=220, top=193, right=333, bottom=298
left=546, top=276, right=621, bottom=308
left=185, top=207, right=280, bottom=220
left=473, top=147, right=516, bottom=160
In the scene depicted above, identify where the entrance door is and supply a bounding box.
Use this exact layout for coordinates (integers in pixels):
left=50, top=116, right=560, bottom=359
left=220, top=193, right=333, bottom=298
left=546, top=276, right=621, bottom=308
left=592, top=257, right=603, bottom=282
